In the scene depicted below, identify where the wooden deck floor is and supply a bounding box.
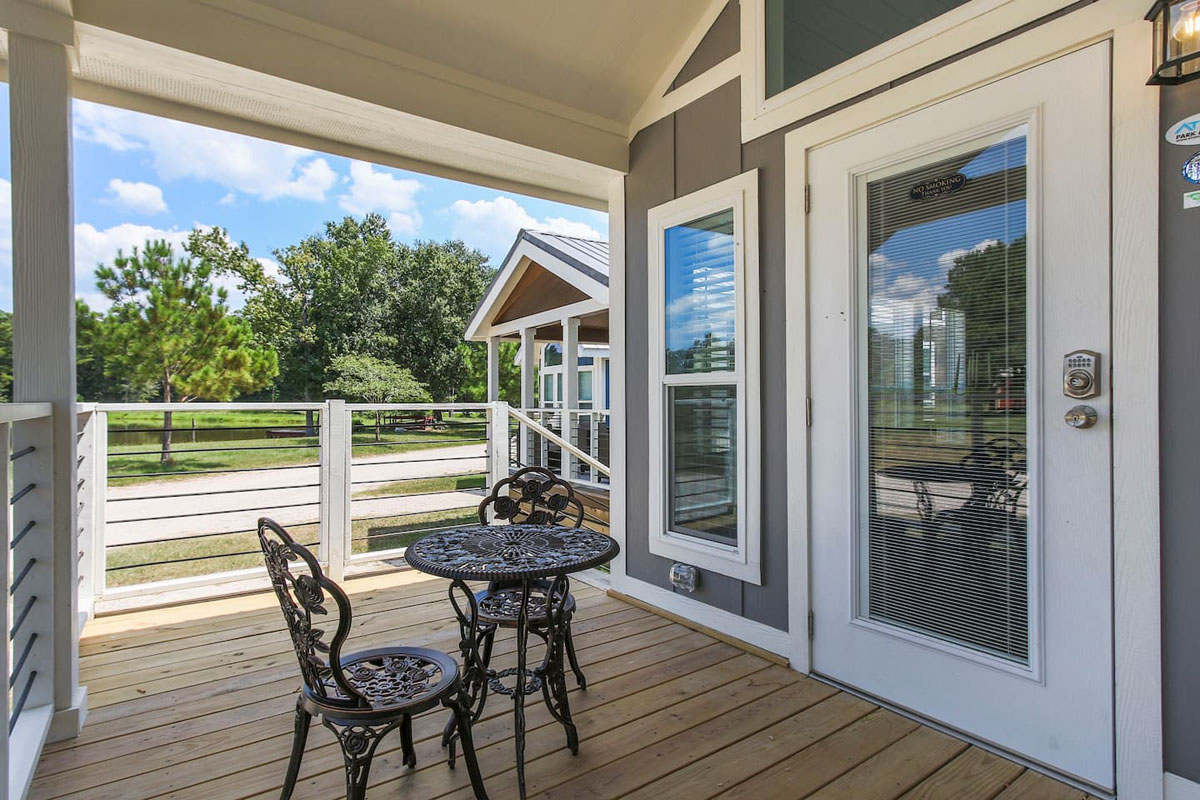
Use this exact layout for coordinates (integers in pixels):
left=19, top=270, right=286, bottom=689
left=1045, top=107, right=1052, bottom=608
left=34, top=571, right=1098, bottom=800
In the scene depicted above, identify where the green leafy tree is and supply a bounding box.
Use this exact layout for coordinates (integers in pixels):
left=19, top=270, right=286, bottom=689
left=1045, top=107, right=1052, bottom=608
left=76, top=299, right=115, bottom=402
left=456, top=340, right=521, bottom=404
left=97, top=237, right=279, bottom=462
left=0, top=310, right=11, bottom=403
left=386, top=239, right=491, bottom=400
left=323, top=353, right=431, bottom=440
left=236, top=215, right=493, bottom=404
left=236, top=214, right=397, bottom=413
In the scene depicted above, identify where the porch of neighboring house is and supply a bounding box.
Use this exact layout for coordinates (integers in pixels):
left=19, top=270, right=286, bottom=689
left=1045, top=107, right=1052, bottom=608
left=466, top=229, right=612, bottom=495
left=32, top=572, right=1098, bottom=800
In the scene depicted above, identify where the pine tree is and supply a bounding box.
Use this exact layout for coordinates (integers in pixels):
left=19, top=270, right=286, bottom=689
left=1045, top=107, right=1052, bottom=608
left=96, top=237, right=278, bottom=462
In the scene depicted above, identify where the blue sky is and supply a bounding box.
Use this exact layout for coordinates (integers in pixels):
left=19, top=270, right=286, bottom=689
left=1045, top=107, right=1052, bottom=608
left=0, top=83, right=608, bottom=312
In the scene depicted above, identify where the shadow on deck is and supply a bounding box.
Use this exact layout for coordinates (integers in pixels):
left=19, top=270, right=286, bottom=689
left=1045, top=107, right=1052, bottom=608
left=33, top=572, right=1096, bottom=799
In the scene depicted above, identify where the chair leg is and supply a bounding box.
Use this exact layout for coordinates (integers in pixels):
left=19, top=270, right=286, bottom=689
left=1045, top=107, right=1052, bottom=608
left=480, top=626, right=496, bottom=670
left=564, top=621, right=587, bottom=690
left=280, top=696, right=310, bottom=800
left=401, top=714, right=416, bottom=769
left=447, top=698, right=490, bottom=800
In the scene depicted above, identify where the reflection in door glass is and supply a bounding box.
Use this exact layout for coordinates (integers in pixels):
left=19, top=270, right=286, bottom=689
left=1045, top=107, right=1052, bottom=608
left=861, top=126, right=1030, bottom=664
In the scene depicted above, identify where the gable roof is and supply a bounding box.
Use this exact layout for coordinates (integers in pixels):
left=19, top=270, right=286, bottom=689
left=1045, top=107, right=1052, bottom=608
left=519, top=231, right=609, bottom=286
left=465, top=229, right=610, bottom=341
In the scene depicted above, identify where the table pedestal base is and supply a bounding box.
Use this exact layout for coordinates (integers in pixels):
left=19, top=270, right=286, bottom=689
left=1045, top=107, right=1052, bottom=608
left=444, top=576, right=578, bottom=799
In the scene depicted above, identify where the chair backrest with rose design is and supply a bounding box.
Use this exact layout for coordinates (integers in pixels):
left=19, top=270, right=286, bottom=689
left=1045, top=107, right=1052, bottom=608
left=477, top=466, right=584, bottom=529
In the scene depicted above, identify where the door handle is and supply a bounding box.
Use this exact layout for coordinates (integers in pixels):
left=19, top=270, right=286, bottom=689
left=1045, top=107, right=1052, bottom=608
left=1064, top=405, right=1098, bottom=429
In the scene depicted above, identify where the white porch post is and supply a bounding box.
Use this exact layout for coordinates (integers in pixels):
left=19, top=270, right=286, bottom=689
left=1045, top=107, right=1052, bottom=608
left=319, top=400, right=350, bottom=583
left=519, top=327, right=536, bottom=467
left=9, top=28, right=87, bottom=742
left=561, top=316, right=579, bottom=480
left=486, top=336, right=501, bottom=403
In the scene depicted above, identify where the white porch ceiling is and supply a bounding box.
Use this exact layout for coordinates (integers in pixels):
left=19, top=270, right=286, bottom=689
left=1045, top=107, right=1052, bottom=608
left=5, top=0, right=715, bottom=207
left=245, top=0, right=709, bottom=125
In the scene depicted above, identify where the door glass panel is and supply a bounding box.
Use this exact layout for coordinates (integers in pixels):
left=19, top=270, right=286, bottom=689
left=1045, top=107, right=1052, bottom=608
left=664, top=209, right=736, bottom=374
left=669, top=385, right=738, bottom=545
left=860, top=126, right=1030, bottom=664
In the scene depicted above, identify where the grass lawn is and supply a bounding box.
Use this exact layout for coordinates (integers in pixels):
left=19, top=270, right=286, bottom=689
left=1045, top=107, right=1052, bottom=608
left=106, top=410, right=488, bottom=485
left=106, top=483, right=483, bottom=587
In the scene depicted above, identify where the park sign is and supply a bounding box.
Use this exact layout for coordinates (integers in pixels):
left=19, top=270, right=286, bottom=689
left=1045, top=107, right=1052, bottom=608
left=1166, top=112, right=1200, bottom=146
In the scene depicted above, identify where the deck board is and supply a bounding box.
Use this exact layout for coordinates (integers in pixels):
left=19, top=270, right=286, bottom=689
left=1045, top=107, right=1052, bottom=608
left=35, top=573, right=1096, bottom=800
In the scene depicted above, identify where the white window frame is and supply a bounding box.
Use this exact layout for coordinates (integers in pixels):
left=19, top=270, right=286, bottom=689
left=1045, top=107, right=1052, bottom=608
left=739, top=0, right=1080, bottom=143
left=646, top=170, right=761, bottom=584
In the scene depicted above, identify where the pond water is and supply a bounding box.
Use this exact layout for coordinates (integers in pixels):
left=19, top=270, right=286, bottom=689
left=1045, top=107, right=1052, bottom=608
left=108, top=425, right=320, bottom=447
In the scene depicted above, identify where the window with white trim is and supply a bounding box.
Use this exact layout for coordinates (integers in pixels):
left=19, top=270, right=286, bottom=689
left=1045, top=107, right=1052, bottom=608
left=647, top=170, right=761, bottom=584
left=763, top=0, right=973, bottom=100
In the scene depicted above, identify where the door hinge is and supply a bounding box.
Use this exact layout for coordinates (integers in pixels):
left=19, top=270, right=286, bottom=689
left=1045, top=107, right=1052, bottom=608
left=805, top=397, right=812, bottom=427
left=808, top=610, right=815, bottom=640
left=804, top=184, right=811, bottom=214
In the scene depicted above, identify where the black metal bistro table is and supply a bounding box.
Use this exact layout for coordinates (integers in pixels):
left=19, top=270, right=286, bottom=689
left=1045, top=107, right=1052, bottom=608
left=405, top=524, right=620, bottom=799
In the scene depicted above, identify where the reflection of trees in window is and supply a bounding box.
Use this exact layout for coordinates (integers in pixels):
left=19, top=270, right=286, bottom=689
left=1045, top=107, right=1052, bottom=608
left=936, top=236, right=1027, bottom=446
left=666, top=332, right=735, bottom=374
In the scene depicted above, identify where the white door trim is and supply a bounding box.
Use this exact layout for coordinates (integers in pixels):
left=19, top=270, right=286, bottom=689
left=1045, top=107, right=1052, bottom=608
left=784, top=5, right=1159, bottom=797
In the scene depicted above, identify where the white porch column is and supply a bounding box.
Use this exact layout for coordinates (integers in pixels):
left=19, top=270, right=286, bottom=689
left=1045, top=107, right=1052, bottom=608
left=561, top=316, right=579, bottom=479
left=9, top=29, right=86, bottom=741
left=486, top=336, right=501, bottom=402
left=519, top=327, right=536, bottom=466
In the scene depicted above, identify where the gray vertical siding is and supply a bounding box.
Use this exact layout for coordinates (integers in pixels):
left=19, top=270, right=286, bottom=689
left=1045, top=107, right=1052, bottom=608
left=625, top=78, right=790, bottom=629
left=1160, top=78, right=1200, bottom=785
left=670, top=0, right=740, bottom=91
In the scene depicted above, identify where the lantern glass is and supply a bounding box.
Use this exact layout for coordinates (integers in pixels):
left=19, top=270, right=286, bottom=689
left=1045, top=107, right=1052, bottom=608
left=1150, top=0, right=1200, bottom=84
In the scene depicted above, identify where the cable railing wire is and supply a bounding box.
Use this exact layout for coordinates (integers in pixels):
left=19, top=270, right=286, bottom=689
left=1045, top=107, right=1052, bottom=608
left=11, top=520, right=35, bottom=549
left=9, top=445, right=35, bottom=461
left=9, top=632, right=36, bottom=687
left=109, top=442, right=322, bottom=458
left=10, top=558, right=35, bottom=596
left=9, top=670, right=37, bottom=733
left=10, top=595, right=37, bottom=640
left=109, top=481, right=324, bottom=503
left=106, top=543, right=319, bottom=572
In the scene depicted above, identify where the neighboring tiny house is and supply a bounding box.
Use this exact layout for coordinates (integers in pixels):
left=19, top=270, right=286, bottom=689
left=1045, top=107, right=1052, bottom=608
left=465, top=229, right=612, bottom=487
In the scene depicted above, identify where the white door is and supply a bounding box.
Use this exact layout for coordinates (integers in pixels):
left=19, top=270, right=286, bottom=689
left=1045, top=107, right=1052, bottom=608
left=807, top=44, right=1113, bottom=789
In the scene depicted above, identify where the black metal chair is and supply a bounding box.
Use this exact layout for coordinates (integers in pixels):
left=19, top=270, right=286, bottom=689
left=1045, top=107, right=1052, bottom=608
left=256, top=518, right=489, bottom=800
left=473, top=467, right=588, bottom=684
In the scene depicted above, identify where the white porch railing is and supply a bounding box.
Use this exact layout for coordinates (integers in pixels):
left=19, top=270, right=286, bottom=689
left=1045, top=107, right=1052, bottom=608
left=516, top=408, right=611, bottom=487
left=74, top=401, right=610, bottom=608
left=0, top=398, right=609, bottom=799
left=2, top=402, right=57, bottom=800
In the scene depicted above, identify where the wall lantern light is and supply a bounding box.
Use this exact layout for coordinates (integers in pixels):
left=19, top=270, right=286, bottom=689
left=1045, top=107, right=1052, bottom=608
left=1149, top=0, right=1200, bottom=85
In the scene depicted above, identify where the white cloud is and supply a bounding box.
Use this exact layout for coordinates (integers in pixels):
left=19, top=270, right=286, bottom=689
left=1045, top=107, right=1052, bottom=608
left=337, top=161, right=423, bottom=236
left=218, top=192, right=237, bottom=206
left=74, top=101, right=338, bottom=202
left=447, top=196, right=602, bottom=262
left=105, top=179, right=168, bottom=215
left=256, top=257, right=281, bottom=280
left=937, top=238, right=1002, bottom=271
